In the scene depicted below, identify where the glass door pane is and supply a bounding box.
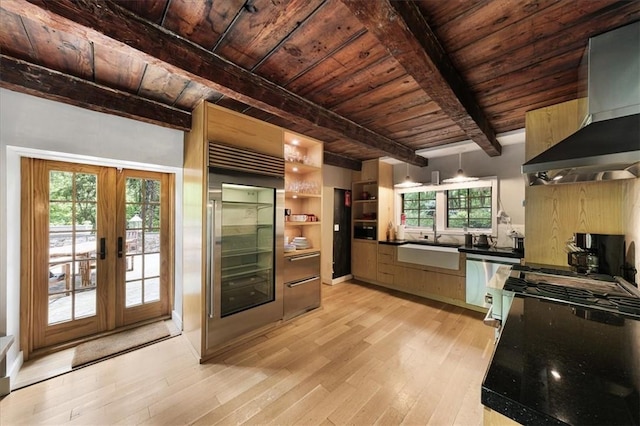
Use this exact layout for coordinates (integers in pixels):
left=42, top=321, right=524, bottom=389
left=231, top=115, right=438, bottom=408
left=124, top=177, right=162, bottom=307
left=47, top=170, right=98, bottom=325
left=220, top=183, right=275, bottom=317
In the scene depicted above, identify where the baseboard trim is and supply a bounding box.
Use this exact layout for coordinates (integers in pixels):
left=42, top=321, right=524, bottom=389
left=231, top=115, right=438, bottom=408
left=325, top=274, right=353, bottom=286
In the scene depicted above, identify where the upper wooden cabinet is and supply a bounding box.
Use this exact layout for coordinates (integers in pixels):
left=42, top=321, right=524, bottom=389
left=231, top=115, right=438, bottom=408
left=524, top=98, right=583, bottom=161
left=204, top=103, right=283, bottom=158
left=524, top=99, right=625, bottom=267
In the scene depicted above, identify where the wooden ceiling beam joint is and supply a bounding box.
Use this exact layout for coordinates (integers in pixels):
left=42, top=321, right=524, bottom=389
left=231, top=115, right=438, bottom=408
left=341, top=0, right=502, bottom=157
left=21, top=0, right=427, bottom=166
left=323, top=150, right=362, bottom=171
left=0, top=54, right=191, bottom=131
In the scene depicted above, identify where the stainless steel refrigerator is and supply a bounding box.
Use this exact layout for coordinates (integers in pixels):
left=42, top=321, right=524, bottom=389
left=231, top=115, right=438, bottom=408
left=206, top=168, right=284, bottom=349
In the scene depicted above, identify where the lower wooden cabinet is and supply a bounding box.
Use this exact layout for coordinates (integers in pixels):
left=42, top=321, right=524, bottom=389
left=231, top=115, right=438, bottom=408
left=377, top=244, right=395, bottom=285
left=372, top=244, right=466, bottom=304
left=351, top=240, right=377, bottom=282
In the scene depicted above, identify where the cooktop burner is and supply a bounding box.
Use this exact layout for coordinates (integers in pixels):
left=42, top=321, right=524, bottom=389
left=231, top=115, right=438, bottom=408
left=503, top=270, right=640, bottom=318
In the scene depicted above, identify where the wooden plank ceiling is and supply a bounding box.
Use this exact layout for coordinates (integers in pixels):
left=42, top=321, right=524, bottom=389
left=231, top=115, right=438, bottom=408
left=1, top=0, right=638, bottom=169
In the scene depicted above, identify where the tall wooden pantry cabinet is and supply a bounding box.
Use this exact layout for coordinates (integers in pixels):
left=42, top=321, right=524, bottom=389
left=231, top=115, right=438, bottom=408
left=183, top=102, right=323, bottom=361
left=351, top=159, right=393, bottom=282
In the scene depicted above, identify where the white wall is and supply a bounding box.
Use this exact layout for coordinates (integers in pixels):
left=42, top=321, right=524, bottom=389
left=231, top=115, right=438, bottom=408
left=393, top=143, right=526, bottom=246
left=0, top=89, right=184, bottom=382
left=321, top=164, right=353, bottom=284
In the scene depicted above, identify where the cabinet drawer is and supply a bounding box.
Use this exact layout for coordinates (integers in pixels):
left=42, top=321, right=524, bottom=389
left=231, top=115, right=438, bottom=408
left=378, top=244, right=395, bottom=256
left=378, top=262, right=394, bottom=274
left=377, top=271, right=394, bottom=285
left=378, top=252, right=394, bottom=265
left=284, top=276, right=321, bottom=320
left=284, top=252, right=320, bottom=283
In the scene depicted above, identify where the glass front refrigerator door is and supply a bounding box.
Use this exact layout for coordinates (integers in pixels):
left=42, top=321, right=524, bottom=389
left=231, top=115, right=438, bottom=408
left=219, top=183, right=275, bottom=317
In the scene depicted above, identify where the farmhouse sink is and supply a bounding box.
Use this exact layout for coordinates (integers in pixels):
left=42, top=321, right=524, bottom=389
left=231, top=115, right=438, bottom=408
left=408, top=240, right=462, bottom=249
left=397, top=243, right=460, bottom=270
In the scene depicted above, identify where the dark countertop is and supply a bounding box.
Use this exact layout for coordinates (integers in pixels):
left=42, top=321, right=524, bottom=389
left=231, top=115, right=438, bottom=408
left=482, top=296, right=640, bottom=425
left=458, top=245, right=523, bottom=259
left=379, top=239, right=409, bottom=246
left=380, top=239, right=524, bottom=259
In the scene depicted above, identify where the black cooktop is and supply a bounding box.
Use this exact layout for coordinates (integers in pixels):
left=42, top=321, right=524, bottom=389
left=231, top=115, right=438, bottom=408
left=504, top=266, right=640, bottom=318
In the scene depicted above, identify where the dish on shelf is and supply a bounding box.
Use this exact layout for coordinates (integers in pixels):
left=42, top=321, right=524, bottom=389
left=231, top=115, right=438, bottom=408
left=284, top=243, right=296, bottom=252
left=292, top=237, right=311, bottom=249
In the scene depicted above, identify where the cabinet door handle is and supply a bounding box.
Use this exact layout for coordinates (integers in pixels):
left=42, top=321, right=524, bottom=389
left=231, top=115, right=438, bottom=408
left=117, top=237, right=123, bottom=258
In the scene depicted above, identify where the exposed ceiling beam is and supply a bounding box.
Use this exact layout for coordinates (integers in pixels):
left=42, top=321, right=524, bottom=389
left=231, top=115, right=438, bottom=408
left=323, top=151, right=362, bottom=171
left=14, top=0, right=427, bottom=166
left=0, top=55, right=191, bottom=131
left=341, top=0, right=502, bottom=157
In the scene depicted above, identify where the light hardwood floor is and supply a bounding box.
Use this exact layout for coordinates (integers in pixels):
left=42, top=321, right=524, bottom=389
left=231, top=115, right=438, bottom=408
left=0, top=281, right=495, bottom=425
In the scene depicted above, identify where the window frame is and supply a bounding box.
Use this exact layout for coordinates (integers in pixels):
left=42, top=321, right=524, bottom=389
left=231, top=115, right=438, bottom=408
left=395, top=177, right=498, bottom=235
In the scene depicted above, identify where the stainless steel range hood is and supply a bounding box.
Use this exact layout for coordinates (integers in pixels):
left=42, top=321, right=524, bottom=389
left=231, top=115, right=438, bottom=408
left=523, top=22, right=640, bottom=185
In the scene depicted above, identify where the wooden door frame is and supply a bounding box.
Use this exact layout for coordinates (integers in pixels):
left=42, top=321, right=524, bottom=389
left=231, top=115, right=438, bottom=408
left=20, top=159, right=175, bottom=360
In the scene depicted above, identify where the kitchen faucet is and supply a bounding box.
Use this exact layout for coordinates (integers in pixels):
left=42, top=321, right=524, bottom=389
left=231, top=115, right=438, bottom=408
left=432, top=211, right=441, bottom=242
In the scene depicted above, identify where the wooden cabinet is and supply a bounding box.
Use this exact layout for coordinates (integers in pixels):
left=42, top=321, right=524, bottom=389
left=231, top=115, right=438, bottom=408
left=185, top=102, right=328, bottom=359
left=284, top=132, right=322, bottom=257
left=525, top=99, right=625, bottom=266
left=351, top=159, right=393, bottom=282
left=374, top=243, right=467, bottom=305
left=351, top=159, right=393, bottom=242
left=377, top=244, right=395, bottom=285
left=351, top=239, right=377, bottom=282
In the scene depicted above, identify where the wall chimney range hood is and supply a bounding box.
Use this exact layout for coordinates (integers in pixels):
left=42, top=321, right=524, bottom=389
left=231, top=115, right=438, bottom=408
left=523, top=22, right=640, bottom=185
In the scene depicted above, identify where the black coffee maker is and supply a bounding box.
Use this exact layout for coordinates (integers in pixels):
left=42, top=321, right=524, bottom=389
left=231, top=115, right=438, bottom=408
left=568, top=233, right=625, bottom=276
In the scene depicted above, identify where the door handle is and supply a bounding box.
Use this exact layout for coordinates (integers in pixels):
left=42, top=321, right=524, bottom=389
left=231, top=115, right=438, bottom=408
left=117, top=237, right=123, bottom=258
left=99, top=237, right=106, bottom=260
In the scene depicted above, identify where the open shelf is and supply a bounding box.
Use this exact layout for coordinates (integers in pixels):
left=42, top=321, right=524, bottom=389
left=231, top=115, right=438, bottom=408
left=285, top=192, right=321, bottom=199
left=285, top=161, right=321, bottom=174
left=284, top=131, right=322, bottom=266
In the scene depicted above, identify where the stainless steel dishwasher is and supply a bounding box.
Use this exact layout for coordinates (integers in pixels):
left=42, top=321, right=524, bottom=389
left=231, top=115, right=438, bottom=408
left=283, top=252, right=321, bottom=320
left=466, top=253, right=520, bottom=308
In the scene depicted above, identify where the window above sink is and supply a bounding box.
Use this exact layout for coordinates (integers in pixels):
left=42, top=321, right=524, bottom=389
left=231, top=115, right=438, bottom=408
left=395, top=177, right=498, bottom=235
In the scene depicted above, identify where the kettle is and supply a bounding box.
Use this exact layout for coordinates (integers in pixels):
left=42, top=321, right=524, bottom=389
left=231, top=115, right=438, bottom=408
left=474, top=234, right=491, bottom=248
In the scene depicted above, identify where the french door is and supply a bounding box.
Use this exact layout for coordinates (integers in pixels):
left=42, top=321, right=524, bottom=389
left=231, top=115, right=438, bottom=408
left=22, top=159, right=172, bottom=355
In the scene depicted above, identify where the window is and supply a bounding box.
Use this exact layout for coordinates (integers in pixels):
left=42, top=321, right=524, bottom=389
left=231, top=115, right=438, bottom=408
left=397, top=178, right=497, bottom=234
left=402, top=191, right=436, bottom=228
left=447, top=187, right=492, bottom=229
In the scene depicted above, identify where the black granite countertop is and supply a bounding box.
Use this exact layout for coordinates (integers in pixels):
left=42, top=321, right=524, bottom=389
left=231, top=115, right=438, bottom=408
left=379, top=239, right=524, bottom=259
left=482, top=296, right=640, bottom=425
left=458, top=245, right=524, bottom=259
left=378, top=239, right=409, bottom=246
